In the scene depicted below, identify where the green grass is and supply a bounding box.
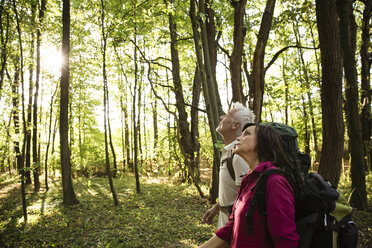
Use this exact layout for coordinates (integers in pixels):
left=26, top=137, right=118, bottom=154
left=0, top=172, right=371, bottom=247
left=0, top=173, right=215, bottom=247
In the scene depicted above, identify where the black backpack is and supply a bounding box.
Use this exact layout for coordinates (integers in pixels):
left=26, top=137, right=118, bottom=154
left=245, top=122, right=358, bottom=248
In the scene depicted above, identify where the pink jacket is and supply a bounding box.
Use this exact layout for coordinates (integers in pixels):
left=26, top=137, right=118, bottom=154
left=215, top=161, right=299, bottom=248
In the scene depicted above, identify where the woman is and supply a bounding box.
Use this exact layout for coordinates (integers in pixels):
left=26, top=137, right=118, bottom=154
left=199, top=123, right=299, bottom=248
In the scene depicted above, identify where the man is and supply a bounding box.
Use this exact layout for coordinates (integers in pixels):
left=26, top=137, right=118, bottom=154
left=203, top=102, right=255, bottom=228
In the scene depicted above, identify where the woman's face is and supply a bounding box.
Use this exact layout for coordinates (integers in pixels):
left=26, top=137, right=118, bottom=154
left=234, top=125, right=258, bottom=158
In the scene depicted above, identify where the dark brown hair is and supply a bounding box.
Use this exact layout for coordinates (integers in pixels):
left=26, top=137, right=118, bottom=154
left=242, top=123, right=288, bottom=168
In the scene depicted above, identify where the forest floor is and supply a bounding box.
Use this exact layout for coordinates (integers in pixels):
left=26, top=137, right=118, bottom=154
left=0, top=170, right=371, bottom=248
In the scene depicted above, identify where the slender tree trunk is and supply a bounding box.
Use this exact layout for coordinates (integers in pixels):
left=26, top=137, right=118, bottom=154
left=315, top=0, right=344, bottom=186
left=44, top=87, right=57, bottom=191
left=32, top=0, right=46, bottom=192
left=0, top=0, right=10, bottom=98
left=100, top=0, right=119, bottom=205
left=205, top=0, right=223, bottom=115
left=282, top=56, right=289, bottom=125
left=309, top=21, right=321, bottom=162
left=13, top=0, right=26, bottom=177
left=191, top=66, right=201, bottom=181
left=336, top=0, right=367, bottom=209
left=190, top=0, right=219, bottom=201
left=60, top=0, right=78, bottom=206
left=360, top=0, right=371, bottom=171
left=250, top=0, right=276, bottom=122
left=120, top=95, right=126, bottom=172
left=12, top=68, right=27, bottom=222
left=133, top=26, right=141, bottom=194
left=25, top=6, right=35, bottom=184
left=229, top=0, right=247, bottom=104
left=293, top=22, right=314, bottom=156
left=107, top=91, right=118, bottom=178
left=152, top=92, right=158, bottom=170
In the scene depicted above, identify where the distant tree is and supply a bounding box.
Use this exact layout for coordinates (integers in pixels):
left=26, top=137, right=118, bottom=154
left=60, top=0, right=78, bottom=206
left=12, top=67, right=27, bottom=222
left=25, top=1, right=36, bottom=185
left=0, top=0, right=10, bottom=99
left=133, top=26, right=141, bottom=194
left=100, top=0, right=119, bottom=205
left=44, top=87, right=57, bottom=191
left=315, top=0, right=344, bottom=186
left=32, top=0, right=47, bottom=192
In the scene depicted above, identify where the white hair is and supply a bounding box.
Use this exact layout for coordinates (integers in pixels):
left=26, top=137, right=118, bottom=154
left=232, top=102, right=256, bottom=136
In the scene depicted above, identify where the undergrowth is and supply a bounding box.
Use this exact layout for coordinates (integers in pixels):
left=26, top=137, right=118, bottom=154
left=0, top=173, right=215, bottom=248
left=0, top=171, right=371, bottom=247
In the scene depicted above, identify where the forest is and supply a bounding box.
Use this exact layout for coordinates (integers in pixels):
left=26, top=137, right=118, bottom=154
left=0, top=0, right=371, bottom=247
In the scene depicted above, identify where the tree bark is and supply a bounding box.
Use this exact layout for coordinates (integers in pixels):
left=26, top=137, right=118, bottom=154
left=336, top=0, right=367, bottom=209
left=360, top=0, right=371, bottom=171
left=250, top=0, right=276, bottom=122
left=315, top=0, right=344, bottom=186
left=60, top=0, right=78, bottom=206
left=229, top=0, right=247, bottom=104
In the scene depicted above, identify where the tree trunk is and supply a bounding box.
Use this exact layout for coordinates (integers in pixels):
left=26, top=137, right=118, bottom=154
left=25, top=4, right=35, bottom=184
left=152, top=91, right=158, bottom=170
left=250, top=0, right=276, bottom=122
left=120, top=95, right=126, bottom=172
left=191, top=65, right=202, bottom=181
left=168, top=0, right=203, bottom=197
left=32, top=0, right=46, bottom=193
left=133, top=27, right=141, bottom=194
left=12, top=68, right=27, bottom=222
left=293, top=22, right=315, bottom=156
left=0, top=0, right=10, bottom=98
left=229, top=0, right=247, bottom=104
left=205, top=0, right=223, bottom=115
left=100, top=0, right=119, bottom=205
left=44, top=87, right=57, bottom=191
left=60, top=0, right=79, bottom=206
left=360, top=0, right=371, bottom=171
left=282, top=56, right=289, bottom=125
left=336, top=0, right=367, bottom=209
left=315, top=0, right=344, bottom=186
left=309, top=22, right=321, bottom=162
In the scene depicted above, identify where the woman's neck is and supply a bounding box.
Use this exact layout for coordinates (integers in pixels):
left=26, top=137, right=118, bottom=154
left=241, top=153, right=260, bottom=172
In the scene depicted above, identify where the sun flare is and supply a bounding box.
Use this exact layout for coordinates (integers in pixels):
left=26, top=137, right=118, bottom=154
left=40, top=44, right=62, bottom=77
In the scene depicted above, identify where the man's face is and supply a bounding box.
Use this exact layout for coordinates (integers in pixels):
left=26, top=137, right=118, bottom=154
left=216, top=108, right=238, bottom=136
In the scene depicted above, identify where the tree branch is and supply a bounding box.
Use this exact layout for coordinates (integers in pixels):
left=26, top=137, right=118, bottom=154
left=264, top=45, right=319, bottom=74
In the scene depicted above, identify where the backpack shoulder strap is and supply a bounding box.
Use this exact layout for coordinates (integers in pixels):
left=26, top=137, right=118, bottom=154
left=246, top=168, right=287, bottom=234
left=221, top=151, right=235, bottom=181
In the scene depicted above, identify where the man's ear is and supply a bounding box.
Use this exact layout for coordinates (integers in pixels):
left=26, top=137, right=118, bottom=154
left=232, top=122, right=241, bottom=130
